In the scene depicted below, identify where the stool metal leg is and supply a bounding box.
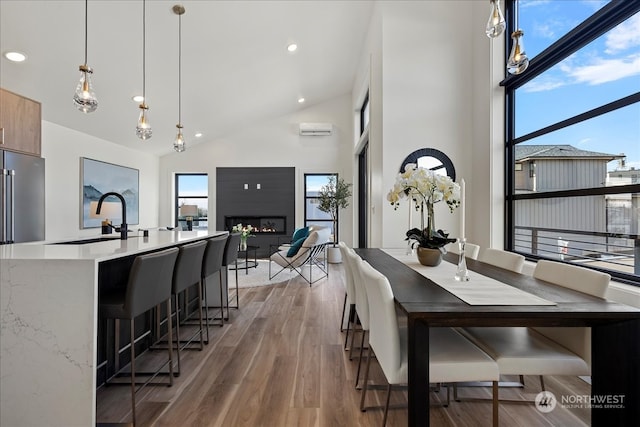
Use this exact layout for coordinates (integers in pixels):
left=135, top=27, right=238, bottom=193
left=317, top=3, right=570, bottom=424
left=197, top=279, right=204, bottom=349
left=114, top=319, right=121, bottom=373
left=130, top=319, right=137, bottom=426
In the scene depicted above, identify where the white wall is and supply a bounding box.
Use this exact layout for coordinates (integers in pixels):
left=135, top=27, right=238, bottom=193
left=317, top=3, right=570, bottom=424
left=41, top=121, right=160, bottom=240
left=158, top=94, right=355, bottom=247
left=351, top=1, right=479, bottom=248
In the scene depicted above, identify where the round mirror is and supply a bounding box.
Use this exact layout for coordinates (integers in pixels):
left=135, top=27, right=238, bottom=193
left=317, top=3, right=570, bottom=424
left=399, top=148, right=456, bottom=180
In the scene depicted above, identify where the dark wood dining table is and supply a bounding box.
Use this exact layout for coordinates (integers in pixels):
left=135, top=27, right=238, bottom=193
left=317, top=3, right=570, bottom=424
left=355, top=248, right=640, bottom=427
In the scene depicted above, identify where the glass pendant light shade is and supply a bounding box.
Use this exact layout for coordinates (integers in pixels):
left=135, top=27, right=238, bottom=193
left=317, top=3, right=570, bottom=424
left=507, top=29, right=529, bottom=75
left=173, top=124, right=186, bottom=152
left=136, top=104, right=153, bottom=140
left=73, top=64, right=98, bottom=113
left=486, top=0, right=506, bottom=38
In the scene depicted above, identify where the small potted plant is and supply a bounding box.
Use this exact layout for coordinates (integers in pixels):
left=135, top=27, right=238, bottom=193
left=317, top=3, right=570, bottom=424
left=231, top=223, right=254, bottom=250
left=318, top=176, right=352, bottom=263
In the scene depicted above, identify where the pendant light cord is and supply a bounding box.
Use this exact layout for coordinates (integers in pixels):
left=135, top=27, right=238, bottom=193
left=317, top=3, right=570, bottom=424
left=142, top=0, right=146, bottom=101
left=84, top=0, right=88, bottom=65
left=178, top=11, right=182, bottom=125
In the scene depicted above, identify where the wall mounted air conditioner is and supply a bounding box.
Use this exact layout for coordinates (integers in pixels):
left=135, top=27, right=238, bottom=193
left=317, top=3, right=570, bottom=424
left=299, top=122, right=333, bottom=136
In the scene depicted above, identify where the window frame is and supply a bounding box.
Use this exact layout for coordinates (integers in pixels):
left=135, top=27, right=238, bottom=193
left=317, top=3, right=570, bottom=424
left=503, top=0, right=640, bottom=286
left=174, top=173, right=208, bottom=228
left=304, top=173, right=338, bottom=240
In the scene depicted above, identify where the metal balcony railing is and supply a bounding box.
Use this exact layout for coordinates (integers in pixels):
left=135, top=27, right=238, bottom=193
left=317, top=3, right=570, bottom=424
left=514, top=226, right=639, bottom=285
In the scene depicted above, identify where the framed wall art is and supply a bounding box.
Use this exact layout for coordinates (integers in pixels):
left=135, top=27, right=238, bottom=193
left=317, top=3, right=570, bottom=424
left=80, top=157, right=139, bottom=228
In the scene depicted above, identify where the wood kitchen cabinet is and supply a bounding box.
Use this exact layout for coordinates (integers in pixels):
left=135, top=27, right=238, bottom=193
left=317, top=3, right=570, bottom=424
left=0, top=88, right=42, bottom=156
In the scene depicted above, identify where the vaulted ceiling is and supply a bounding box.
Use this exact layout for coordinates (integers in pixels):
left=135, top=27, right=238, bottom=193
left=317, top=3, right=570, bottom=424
left=0, top=0, right=373, bottom=156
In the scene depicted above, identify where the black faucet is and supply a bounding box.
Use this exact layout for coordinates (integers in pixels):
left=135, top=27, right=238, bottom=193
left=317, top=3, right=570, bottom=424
left=96, top=192, right=128, bottom=240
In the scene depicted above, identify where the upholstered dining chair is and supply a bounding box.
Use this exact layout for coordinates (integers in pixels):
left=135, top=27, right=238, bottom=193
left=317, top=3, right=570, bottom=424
left=447, top=240, right=480, bottom=260
left=479, top=248, right=525, bottom=273
left=343, top=247, right=370, bottom=388
left=461, top=259, right=611, bottom=396
left=357, top=259, right=500, bottom=427
left=338, top=242, right=357, bottom=350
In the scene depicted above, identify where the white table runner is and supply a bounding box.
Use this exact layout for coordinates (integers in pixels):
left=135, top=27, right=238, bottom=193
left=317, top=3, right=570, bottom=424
left=382, top=248, right=556, bottom=306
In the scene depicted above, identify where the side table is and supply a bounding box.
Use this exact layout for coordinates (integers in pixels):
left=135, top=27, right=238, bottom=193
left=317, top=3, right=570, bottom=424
left=230, top=245, right=259, bottom=274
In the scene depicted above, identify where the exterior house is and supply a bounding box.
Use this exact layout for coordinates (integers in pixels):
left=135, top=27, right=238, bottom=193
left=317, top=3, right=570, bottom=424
left=513, top=145, right=634, bottom=269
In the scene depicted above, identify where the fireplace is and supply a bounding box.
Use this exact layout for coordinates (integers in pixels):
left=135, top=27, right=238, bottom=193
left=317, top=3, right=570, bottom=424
left=225, top=216, right=286, bottom=235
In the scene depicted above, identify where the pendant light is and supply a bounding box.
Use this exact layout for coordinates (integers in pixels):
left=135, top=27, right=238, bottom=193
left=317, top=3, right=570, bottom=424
left=485, top=0, right=506, bottom=38
left=136, top=0, right=152, bottom=140
left=506, top=0, right=529, bottom=75
left=173, top=5, right=186, bottom=152
left=73, top=0, right=98, bottom=113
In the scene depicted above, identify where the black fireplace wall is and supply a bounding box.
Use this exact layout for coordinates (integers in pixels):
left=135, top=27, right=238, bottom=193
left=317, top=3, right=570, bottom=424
left=216, top=167, right=295, bottom=258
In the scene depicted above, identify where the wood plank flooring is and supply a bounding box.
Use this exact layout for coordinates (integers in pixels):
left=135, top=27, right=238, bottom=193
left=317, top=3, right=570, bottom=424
left=96, top=263, right=590, bottom=426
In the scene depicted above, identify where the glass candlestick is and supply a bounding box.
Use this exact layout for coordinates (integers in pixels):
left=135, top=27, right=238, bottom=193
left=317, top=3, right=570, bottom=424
left=406, top=240, right=414, bottom=256
left=455, top=238, right=470, bottom=281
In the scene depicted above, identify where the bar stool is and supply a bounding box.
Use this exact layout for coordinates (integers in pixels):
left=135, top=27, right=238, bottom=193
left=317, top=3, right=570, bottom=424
left=171, top=240, right=207, bottom=375
left=201, top=235, right=228, bottom=342
left=222, top=232, right=242, bottom=319
left=99, top=247, right=179, bottom=426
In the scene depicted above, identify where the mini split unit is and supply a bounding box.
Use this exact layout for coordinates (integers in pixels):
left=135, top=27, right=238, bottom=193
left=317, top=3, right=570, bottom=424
left=299, top=122, right=333, bottom=136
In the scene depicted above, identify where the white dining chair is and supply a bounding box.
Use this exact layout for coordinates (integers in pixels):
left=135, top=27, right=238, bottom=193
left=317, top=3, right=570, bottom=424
left=338, top=242, right=357, bottom=350
left=343, top=247, right=370, bottom=388
left=479, top=248, right=525, bottom=273
left=447, top=240, right=480, bottom=260
left=357, top=259, right=500, bottom=427
left=461, top=259, right=611, bottom=395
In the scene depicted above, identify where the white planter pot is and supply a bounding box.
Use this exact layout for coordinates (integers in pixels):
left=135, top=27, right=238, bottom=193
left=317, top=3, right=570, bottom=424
left=327, top=246, right=342, bottom=263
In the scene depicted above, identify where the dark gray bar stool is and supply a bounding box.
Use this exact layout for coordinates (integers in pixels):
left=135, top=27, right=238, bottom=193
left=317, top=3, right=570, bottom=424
left=100, top=246, right=179, bottom=426
left=171, top=240, right=207, bottom=375
left=201, top=235, right=228, bottom=342
left=222, top=232, right=242, bottom=319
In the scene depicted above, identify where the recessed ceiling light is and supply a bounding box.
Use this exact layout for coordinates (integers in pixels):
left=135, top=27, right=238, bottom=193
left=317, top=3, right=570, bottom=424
left=194, top=132, right=203, bottom=138
left=132, top=95, right=144, bottom=103
left=287, top=43, right=298, bottom=52
left=298, top=97, right=305, bottom=104
left=4, top=51, right=27, bottom=62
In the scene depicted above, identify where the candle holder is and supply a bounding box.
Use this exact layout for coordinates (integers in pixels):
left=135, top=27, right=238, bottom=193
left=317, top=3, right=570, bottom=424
left=455, top=238, right=470, bottom=282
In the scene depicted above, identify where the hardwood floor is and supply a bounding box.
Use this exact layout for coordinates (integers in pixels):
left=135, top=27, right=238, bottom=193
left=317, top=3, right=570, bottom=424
left=96, top=263, right=590, bottom=426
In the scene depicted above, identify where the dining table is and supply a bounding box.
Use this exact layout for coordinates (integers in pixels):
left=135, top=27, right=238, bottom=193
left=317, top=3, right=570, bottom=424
left=354, top=248, right=640, bottom=427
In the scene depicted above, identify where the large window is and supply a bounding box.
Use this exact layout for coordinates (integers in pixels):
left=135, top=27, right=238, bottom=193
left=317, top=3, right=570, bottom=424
left=504, top=1, right=640, bottom=285
left=175, top=174, right=208, bottom=230
left=304, top=174, right=337, bottom=239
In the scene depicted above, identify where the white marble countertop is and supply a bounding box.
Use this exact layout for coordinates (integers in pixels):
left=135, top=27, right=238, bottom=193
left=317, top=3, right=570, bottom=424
left=0, top=229, right=227, bottom=262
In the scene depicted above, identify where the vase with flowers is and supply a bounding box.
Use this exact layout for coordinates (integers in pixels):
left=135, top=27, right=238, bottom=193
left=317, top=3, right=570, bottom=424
left=231, top=223, right=254, bottom=250
left=387, top=164, right=460, bottom=266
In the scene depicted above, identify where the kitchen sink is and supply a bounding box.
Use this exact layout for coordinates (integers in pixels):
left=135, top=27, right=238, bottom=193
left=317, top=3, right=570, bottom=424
left=50, top=236, right=137, bottom=245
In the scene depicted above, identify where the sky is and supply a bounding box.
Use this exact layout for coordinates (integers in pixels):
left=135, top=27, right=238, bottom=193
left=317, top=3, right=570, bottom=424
left=515, top=0, right=640, bottom=170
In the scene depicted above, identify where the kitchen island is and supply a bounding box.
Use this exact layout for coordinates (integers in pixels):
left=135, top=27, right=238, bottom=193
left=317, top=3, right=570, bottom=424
left=0, top=229, right=227, bottom=427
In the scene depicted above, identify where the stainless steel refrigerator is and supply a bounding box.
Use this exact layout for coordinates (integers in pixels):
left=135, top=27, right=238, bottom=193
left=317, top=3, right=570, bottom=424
left=1, top=150, right=45, bottom=244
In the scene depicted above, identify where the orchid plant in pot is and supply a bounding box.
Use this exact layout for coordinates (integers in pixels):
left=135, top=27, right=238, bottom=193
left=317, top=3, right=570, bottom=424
left=387, top=164, right=460, bottom=266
